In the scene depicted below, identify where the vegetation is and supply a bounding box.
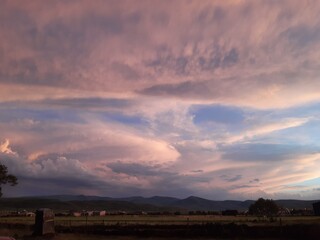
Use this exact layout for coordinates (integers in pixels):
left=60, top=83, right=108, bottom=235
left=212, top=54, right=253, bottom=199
left=0, top=198, right=178, bottom=212
left=1, top=216, right=320, bottom=239
left=0, top=195, right=317, bottom=212
left=0, top=163, right=17, bottom=197
left=249, top=198, right=279, bottom=217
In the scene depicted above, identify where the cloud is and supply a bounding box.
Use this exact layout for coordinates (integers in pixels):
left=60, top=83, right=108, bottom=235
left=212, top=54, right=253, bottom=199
left=225, top=117, right=310, bottom=144
left=0, top=139, right=175, bottom=197
left=250, top=178, right=260, bottom=183
left=281, top=24, right=320, bottom=48
left=220, top=143, right=314, bottom=162
left=1, top=0, right=320, bottom=109
left=145, top=44, right=239, bottom=76
left=0, top=142, right=100, bottom=196
left=107, top=162, right=162, bottom=176
left=191, top=104, right=244, bottom=125
left=1, top=0, right=320, bottom=200
left=139, top=81, right=213, bottom=100
left=220, top=174, right=242, bottom=182
left=0, top=139, right=15, bottom=155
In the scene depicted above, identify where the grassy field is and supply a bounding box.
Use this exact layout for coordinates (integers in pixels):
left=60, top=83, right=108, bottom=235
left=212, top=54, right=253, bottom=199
left=0, top=228, right=226, bottom=240
left=0, top=228, right=207, bottom=240
left=0, top=214, right=319, bottom=226
left=1, top=215, right=320, bottom=239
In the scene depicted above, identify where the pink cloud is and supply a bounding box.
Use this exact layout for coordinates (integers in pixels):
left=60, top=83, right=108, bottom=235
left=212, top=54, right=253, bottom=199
left=1, top=0, right=320, bottom=199
left=0, top=0, right=320, bottom=109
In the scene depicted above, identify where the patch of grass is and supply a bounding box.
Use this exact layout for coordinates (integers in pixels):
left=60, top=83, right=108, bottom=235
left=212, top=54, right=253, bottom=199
left=1, top=214, right=320, bottom=227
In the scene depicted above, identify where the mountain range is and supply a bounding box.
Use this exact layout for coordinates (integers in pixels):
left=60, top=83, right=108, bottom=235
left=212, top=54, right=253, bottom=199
left=0, top=195, right=318, bottom=212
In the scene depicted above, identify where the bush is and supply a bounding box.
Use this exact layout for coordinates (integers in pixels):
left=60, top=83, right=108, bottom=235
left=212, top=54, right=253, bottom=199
left=248, top=198, right=279, bottom=217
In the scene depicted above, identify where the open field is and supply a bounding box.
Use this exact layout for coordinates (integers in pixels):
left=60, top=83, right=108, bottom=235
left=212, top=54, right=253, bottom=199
left=1, top=215, right=320, bottom=239
left=0, top=228, right=209, bottom=240
left=0, top=215, right=320, bottom=226
left=1, top=228, right=224, bottom=240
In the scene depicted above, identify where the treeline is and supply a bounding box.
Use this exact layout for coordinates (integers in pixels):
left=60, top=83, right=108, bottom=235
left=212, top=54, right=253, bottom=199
left=0, top=198, right=178, bottom=212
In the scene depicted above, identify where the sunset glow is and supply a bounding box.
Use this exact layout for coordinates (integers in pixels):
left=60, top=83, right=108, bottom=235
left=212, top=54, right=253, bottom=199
left=1, top=0, right=320, bottom=200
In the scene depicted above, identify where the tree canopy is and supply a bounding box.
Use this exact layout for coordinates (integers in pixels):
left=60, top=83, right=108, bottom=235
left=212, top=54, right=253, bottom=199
left=248, top=198, right=279, bottom=217
left=0, top=163, right=18, bottom=197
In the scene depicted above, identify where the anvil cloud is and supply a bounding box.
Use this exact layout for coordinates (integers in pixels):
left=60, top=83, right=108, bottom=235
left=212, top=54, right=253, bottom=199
left=0, top=0, right=320, bottom=200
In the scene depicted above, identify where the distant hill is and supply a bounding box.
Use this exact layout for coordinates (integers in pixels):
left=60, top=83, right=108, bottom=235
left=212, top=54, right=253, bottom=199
left=275, top=199, right=317, bottom=209
left=28, top=195, right=113, bottom=202
left=0, top=198, right=178, bottom=212
left=1, top=195, right=318, bottom=212
left=170, top=196, right=254, bottom=211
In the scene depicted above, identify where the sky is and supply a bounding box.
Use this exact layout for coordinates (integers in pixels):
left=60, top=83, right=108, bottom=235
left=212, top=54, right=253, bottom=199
left=0, top=0, right=320, bottom=200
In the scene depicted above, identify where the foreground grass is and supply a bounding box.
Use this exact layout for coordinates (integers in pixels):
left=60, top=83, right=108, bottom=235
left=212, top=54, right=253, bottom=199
left=0, top=215, right=319, bottom=226
left=1, top=217, right=320, bottom=239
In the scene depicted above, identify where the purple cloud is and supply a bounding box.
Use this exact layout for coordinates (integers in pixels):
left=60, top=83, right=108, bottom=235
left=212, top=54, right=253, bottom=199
left=1, top=0, right=320, bottom=200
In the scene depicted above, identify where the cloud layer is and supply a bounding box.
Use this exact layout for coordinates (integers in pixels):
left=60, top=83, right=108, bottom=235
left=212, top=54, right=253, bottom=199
left=1, top=0, right=320, bottom=199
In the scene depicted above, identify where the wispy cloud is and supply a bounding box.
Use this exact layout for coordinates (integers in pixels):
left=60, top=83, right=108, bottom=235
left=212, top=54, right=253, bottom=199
left=1, top=0, right=320, bottom=199
left=225, top=118, right=310, bottom=144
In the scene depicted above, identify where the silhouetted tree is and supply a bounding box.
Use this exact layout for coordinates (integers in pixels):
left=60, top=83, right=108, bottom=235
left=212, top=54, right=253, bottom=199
left=0, top=163, right=17, bottom=197
left=249, top=198, right=279, bottom=217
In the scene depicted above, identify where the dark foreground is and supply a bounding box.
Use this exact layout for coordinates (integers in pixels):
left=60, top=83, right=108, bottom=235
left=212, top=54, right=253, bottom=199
left=1, top=222, right=320, bottom=240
